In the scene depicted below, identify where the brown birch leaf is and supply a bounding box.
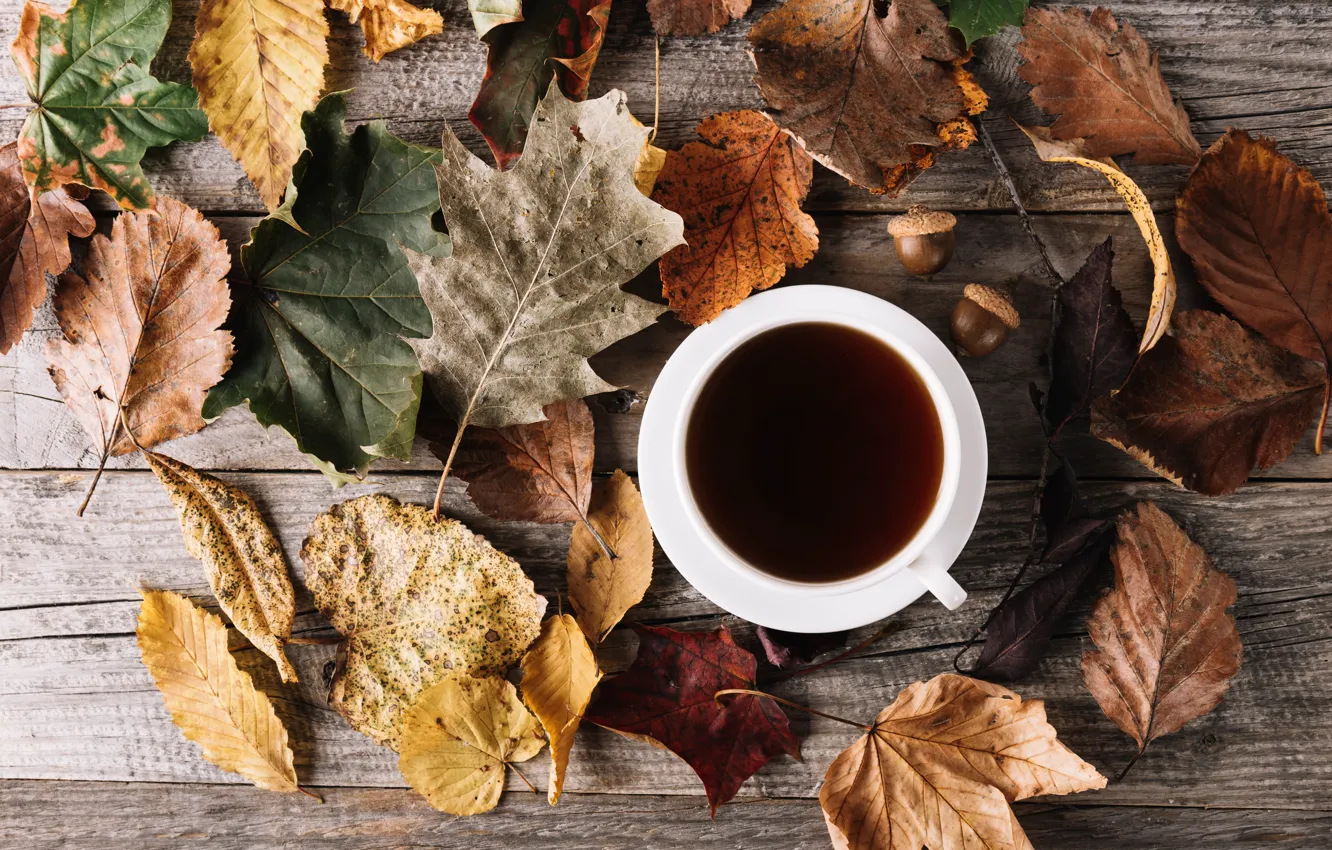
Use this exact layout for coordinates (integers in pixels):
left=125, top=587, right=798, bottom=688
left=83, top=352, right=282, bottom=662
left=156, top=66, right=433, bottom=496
left=1017, top=6, right=1200, bottom=165
left=1175, top=129, right=1332, bottom=452
left=137, top=589, right=301, bottom=793
left=821, top=674, right=1105, bottom=850
left=302, top=494, right=546, bottom=748
left=1092, top=311, right=1324, bottom=496
left=439, top=399, right=596, bottom=525
left=748, top=0, right=987, bottom=195
left=329, top=0, right=443, bottom=62
left=145, top=451, right=298, bottom=682
left=652, top=110, right=818, bottom=326
left=45, top=198, right=232, bottom=467
left=0, top=141, right=94, bottom=354
left=1082, top=502, right=1243, bottom=768
left=567, top=470, right=654, bottom=645
left=647, top=0, right=749, bottom=36
left=399, top=674, right=546, bottom=815
left=521, top=614, right=603, bottom=805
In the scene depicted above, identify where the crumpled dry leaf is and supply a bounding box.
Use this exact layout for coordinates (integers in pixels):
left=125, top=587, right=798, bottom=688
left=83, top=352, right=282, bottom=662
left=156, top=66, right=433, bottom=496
left=585, top=624, right=800, bottom=813
left=329, top=0, right=443, bottom=62
left=1017, top=124, right=1175, bottom=353
left=190, top=0, right=328, bottom=210
left=0, top=141, right=94, bottom=355
left=1018, top=6, right=1200, bottom=165
left=137, top=589, right=300, bottom=793
left=749, top=0, right=987, bottom=195
left=567, top=470, right=654, bottom=645
left=1044, top=238, right=1138, bottom=434
left=754, top=626, right=848, bottom=670
left=1176, top=129, right=1332, bottom=453
left=45, top=198, right=232, bottom=483
left=399, top=673, right=546, bottom=815
left=521, top=614, right=602, bottom=805
left=1083, top=502, right=1243, bottom=767
left=302, top=494, right=546, bottom=748
left=440, top=399, right=596, bottom=525
left=1092, top=311, right=1324, bottom=496
left=647, top=0, right=749, bottom=36
left=821, top=673, right=1105, bottom=850
left=652, top=110, right=818, bottom=326
left=145, top=452, right=297, bottom=682
left=409, top=87, right=681, bottom=478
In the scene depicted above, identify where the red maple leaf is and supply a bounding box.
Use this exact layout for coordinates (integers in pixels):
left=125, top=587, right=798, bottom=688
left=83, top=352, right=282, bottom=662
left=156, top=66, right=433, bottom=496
left=585, top=624, right=800, bottom=813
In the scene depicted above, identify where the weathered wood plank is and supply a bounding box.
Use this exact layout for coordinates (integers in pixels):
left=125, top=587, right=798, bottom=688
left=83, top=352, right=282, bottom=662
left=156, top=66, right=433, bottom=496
left=0, top=1, right=1330, bottom=213
left=3, top=475, right=1330, bottom=806
left=2, top=781, right=1330, bottom=850
left=7, top=211, right=1331, bottom=480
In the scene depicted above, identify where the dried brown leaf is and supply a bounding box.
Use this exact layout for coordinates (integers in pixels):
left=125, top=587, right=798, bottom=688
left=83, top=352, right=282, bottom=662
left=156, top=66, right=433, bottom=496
left=647, top=0, right=749, bottom=36
left=520, top=614, right=602, bottom=804
left=568, top=470, right=654, bottom=644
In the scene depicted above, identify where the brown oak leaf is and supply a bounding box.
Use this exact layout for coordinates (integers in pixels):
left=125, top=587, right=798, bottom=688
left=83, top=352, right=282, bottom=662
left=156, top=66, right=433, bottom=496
left=1082, top=502, right=1243, bottom=773
left=584, top=624, right=800, bottom=813
left=647, top=0, right=749, bottom=36
left=749, top=0, right=987, bottom=195
left=652, top=110, right=818, bottom=326
left=437, top=399, right=595, bottom=525
left=45, top=197, right=232, bottom=512
left=0, top=141, right=94, bottom=354
left=821, top=674, right=1105, bottom=850
left=1176, top=129, right=1332, bottom=452
left=1092, top=311, right=1324, bottom=496
left=1017, top=6, right=1200, bottom=165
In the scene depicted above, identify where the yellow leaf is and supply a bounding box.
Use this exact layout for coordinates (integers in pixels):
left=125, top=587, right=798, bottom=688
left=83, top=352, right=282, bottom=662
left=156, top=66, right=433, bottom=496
left=145, top=452, right=297, bottom=682
left=820, top=674, right=1105, bottom=850
left=520, top=614, right=602, bottom=805
left=302, top=494, right=546, bottom=748
left=635, top=141, right=667, bottom=197
left=1016, top=122, right=1176, bottom=353
left=567, top=470, right=655, bottom=644
left=329, top=0, right=444, bottom=62
left=190, top=0, right=329, bottom=211
left=136, top=589, right=300, bottom=794
left=399, top=674, right=546, bottom=815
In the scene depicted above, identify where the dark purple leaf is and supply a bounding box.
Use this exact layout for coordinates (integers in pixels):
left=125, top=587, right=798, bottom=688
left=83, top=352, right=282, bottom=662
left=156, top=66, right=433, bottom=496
left=755, top=626, right=849, bottom=669
left=1040, top=457, right=1109, bottom=563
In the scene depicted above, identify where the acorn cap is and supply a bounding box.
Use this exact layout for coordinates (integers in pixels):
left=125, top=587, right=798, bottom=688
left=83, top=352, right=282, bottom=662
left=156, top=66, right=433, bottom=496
left=887, top=205, right=957, bottom=238
left=963, top=284, right=1020, bottom=329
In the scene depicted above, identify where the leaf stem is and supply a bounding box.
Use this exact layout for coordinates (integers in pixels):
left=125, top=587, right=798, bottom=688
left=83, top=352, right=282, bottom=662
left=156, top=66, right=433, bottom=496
left=764, top=623, right=902, bottom=684
left=979, top=118, right=1064, bottom=287
left=432, top=412, right=471, bottom=518
left=0, top=103, right=30, bottom=110
left=1116, top=745, right=1148, bottom=782
left=509, top=761, right=539, bottom=793
left=650, top=36, right=660, bottom=144
left=298, top=786, right=324, bottom=802
left=714, top=689, right=872, bottom=732
left=287, top=635, right=343, bottom=646
left=1315, top=375, right=1329, bottom=455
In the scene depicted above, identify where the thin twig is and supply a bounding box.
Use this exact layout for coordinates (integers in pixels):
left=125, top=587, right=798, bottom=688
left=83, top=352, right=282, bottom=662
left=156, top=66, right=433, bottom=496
left=650, top=36, right=660, bottom=144
left=763, top=623, right=902, bottom=684
left=1116, top=745, right=1148, bottom=782
left=714, top=689, right=872, bottom=732
left=2, top=390, right=63, bottom=403
left=977, top=118, right=1063, bottom=287
left=0, top=103, right=29, bottom=110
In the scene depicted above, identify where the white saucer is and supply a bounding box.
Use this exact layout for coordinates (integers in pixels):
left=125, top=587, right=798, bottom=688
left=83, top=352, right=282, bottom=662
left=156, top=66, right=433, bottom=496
left=638, top=285, right=987, bottom=632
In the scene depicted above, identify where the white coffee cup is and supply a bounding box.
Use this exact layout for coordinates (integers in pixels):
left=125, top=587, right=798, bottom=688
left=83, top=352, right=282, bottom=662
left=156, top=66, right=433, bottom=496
left=644, top=288, right=969, bottom=613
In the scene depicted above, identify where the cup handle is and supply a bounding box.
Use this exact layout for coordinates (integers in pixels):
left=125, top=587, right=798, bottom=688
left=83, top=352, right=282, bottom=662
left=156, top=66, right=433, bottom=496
left=907, top=557, right=967, bottom=610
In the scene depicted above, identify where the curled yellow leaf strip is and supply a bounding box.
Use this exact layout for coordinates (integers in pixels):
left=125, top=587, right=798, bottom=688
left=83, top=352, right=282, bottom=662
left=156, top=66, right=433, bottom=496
left=302, top=494, right=546, bottom=748
left=145, top=452, right=297, bottom=682
left=1017, top=123, right=1176, bottom=354
left=400, top=674, right=546, bottom=815
left=190, top=0, right=329, bottom=211
left=521, top=614, right=602, bottom=805
left=329, top=0, right=444, bottom=62
left=136, top=589, right=300, bottom=793
left=567, top=470, right=655, bottom=645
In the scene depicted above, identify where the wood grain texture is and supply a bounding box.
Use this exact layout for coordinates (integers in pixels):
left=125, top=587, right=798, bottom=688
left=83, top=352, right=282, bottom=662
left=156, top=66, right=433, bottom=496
left=1, top=782, right=1330, bottom=850
left=2, top=474, right=1330, bottom=806
left=8, top=212, right=1332, bottom=479
left=0, top=1, right=1330, bottom=214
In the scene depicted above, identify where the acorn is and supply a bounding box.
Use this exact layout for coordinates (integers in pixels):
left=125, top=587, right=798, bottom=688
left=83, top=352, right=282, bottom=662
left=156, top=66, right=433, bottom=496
left=951, top=284, right=1019, bottom=357
left=887, top=205, right=956, bottom=277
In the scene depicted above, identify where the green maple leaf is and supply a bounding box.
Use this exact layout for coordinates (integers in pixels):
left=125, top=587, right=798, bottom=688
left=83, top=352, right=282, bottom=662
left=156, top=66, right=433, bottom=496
left=948, top=0, right=1027, bottom=45
left=11, top=0, right=208, bottom=210
left=203, top=93, right=450, bottom=482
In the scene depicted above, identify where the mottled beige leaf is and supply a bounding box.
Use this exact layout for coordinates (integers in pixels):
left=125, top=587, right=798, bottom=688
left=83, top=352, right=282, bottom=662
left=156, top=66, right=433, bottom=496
left=521, top=614, right=602, bottom=804
left=145, top=452, right=297, bottom=682
left=568, top=470, right=654, bottom=644
left=302, top=494, right=546, bottom=748
left=399, top=674, right=546, bottom=815
left=136, top=589, right=300, bottom=793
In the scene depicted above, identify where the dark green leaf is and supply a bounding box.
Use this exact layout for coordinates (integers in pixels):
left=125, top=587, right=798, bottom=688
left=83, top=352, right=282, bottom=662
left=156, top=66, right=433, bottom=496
left=203, top=94, right=449, bottom=481
left=948, top=0, right=1027, bottom=45
left=11, top=0, right=208, bottom=210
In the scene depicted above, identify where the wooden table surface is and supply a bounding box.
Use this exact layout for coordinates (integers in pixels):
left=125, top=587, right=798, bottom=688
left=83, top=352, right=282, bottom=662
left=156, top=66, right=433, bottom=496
left=4, top=1, right=1332, bottom=848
